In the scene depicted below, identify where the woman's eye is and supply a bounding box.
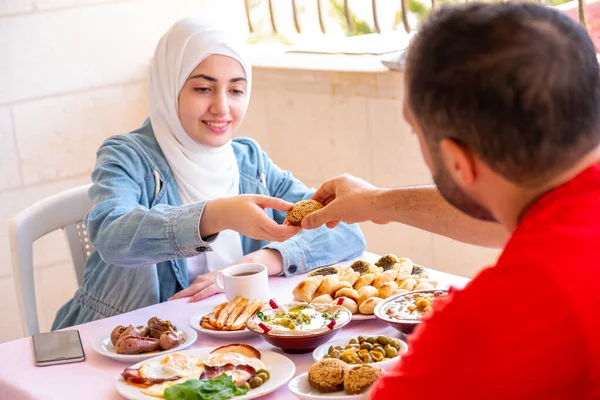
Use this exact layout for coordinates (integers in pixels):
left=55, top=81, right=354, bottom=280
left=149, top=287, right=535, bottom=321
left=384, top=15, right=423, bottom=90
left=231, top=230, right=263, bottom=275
left=194, top=87, right=210, bottom=93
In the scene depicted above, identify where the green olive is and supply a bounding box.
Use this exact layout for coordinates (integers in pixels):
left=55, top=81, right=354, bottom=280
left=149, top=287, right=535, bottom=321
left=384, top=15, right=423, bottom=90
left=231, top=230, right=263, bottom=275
left=328, top=346, right=335, bottom=354
left=346, top=343, right=360, bottom=350
left=249, top=377, right=263, bottom=388
left=370, top=350, right=384, bottom=362
left=389, top=338, right=401, bottom=350
left=357, top=349, right=369, bottom=358
left=384, top=344, right=399, bottom=358
left=340, top=351, right=359, bottom=364
left=242, top=382, right=251, bottom=391
left=360, top=342, right=374, bottom=351
left=335, top=346, right=344, bottom=351
left=349, top=338, right=359, bottom=345
left=357, top=336, right=367, bottom=343
left=256, top=369, right=270, bottom=379
left=373, top=342, right=383, bottom=348
left=362, top=353, right=373, bottom=364
left=330, top=350, right=341, bottom=359
left=256, top=372, right=269, bottom=382
left=367, top=337, right=378, bottom=344
left=377, top=335, right=390, bottom=346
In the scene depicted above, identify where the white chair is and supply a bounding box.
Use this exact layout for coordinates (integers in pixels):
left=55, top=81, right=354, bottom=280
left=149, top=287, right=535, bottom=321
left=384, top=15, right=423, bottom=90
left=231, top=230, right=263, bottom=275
left=9, top=183, right=93, bottom=336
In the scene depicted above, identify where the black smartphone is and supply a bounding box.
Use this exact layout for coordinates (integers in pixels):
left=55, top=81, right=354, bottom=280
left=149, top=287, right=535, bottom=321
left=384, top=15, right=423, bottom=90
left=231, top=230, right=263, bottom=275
left=31, top=330, right=86, bottom=367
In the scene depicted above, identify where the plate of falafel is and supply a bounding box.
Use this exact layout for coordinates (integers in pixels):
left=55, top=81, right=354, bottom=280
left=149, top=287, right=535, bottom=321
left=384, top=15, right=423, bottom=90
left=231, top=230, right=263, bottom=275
left=288, top=358, right=384, bottom=399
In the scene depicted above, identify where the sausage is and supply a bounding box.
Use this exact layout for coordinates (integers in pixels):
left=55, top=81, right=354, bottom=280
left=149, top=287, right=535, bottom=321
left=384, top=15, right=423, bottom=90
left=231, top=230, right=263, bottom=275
left=148, top=317, right=177, bottom=339
left=158, top=329, right=185, bottom=350
left=110, top=325, right=127, bottom=346
left=115, top=335, right=160, bottom=354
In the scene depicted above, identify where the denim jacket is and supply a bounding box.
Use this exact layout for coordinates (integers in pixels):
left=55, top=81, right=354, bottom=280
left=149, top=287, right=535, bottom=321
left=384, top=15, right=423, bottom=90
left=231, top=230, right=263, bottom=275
left=51, top=119, right=366, bottom=329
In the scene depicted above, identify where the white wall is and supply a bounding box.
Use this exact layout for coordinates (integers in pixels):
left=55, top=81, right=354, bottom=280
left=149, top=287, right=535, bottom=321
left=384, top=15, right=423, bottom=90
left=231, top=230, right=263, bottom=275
left=0, top=0, right=500, bottom=343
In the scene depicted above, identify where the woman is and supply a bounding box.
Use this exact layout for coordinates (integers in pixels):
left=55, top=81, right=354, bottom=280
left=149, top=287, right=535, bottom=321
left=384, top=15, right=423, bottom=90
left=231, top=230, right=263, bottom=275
left=52, top=18, right=366, bottom=329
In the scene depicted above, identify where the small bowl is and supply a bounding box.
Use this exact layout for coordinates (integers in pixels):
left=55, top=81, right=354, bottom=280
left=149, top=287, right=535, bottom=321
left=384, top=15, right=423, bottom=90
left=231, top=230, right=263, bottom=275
left=246, top=302, right=352, bottom=354
left=312, top=336, right=408, bottom=370
left=374, top=289, right=449, bottom=334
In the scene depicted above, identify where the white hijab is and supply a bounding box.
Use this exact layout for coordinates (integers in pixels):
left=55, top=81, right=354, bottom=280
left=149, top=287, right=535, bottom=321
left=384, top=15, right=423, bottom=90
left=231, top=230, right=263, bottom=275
left=148, top=18, right=252, bottom=276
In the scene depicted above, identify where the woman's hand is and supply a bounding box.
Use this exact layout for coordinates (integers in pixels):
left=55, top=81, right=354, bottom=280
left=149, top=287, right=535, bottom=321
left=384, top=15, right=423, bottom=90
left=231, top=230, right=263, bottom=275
left=169, top=249, right=284, bottom=302
left=169, top=270, right=221, bottom=302
left=200, top=195, right=301, bottom=241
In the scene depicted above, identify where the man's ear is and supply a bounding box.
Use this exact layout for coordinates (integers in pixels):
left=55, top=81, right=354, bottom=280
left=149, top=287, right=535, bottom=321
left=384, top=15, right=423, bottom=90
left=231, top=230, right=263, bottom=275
left=439, top=138, right=477, bottom=188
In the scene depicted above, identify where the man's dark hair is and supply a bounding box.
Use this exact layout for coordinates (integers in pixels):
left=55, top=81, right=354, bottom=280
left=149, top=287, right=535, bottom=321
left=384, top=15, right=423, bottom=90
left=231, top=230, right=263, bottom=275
left=406, top=3, right=600, bottom=185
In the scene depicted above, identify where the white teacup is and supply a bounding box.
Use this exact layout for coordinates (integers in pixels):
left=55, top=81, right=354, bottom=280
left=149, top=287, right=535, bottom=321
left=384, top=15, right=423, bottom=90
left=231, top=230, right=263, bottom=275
left=214, top=263, right=269, bottom=302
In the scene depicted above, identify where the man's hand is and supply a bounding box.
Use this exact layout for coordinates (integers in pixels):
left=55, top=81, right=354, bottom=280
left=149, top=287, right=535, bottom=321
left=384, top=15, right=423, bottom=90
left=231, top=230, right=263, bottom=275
left=201, top=195, right=301, bottom=242
left=302, top=174, right=388, bottom=229
left=168, top=249, right=284, bottom=302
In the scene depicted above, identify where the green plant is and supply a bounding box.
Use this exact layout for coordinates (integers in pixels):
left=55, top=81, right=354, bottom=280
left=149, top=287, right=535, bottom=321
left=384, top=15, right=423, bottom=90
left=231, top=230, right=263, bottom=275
left=329, top=0, right=374, bottom=36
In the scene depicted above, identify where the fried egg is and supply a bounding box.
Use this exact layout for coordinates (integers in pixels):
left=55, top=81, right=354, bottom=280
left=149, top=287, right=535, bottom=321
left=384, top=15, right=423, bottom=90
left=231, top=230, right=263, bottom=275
left=139, top=353, right=203, bottom=381
left=141, top=378, right=188, bottom=398
left=204, top=352, right=267, bottom=372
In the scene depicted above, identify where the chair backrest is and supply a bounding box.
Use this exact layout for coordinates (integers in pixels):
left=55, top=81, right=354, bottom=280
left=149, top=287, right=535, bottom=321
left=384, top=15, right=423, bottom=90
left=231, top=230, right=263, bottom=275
left=9, top=183, right=93, bottom=336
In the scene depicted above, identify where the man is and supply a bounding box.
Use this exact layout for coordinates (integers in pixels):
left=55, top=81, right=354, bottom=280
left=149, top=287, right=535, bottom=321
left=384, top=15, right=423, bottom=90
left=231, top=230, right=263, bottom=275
left=303, top=3, right=600, bottom=398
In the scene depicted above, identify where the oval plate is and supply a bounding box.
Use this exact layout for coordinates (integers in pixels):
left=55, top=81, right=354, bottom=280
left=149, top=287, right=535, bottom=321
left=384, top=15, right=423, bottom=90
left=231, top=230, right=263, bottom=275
left=92, top=325, right=197, bottom=363
left=312, top=336, right=407, bottom=370
left=116, top=347, right=296, bottom=400
left=288, top=372, right=364, bottom=400
left=189, top=310, right=257, bottom=340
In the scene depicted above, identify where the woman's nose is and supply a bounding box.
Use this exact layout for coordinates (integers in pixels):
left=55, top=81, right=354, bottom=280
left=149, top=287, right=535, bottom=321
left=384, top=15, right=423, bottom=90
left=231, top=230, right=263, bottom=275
left=209, top=91, right=229, bottom=116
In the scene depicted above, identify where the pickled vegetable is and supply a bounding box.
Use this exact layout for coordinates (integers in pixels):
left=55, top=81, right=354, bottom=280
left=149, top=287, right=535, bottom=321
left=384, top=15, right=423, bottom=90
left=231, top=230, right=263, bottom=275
left=249, top=377, right=263, bottom=388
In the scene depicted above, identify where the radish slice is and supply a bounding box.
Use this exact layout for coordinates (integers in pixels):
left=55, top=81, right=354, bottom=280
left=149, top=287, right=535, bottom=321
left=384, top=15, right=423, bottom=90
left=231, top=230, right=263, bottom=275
left=327, top=320, right=336, bottom=329
left=258, top=322, right=271, bottom=333
left=269, top=299, right=279, bottom=309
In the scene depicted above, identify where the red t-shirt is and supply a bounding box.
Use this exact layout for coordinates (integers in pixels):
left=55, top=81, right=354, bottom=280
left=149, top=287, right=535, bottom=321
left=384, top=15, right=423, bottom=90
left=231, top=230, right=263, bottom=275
left=371, top=164, right=600, bottom=400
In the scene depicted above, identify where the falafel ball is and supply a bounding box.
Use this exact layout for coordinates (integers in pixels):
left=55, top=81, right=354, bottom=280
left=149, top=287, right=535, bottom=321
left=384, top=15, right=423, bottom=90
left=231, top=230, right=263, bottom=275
left=343, top=364, right=384, bottom=395
left=287, top=199, right=323, bottom=226
left=308, top=265, right=341, bottom=277
left=308, top=358, right=348, bottom=393
left=349, top=260, right=373, bottom=275
left=375, top=254, right=401, bottom=271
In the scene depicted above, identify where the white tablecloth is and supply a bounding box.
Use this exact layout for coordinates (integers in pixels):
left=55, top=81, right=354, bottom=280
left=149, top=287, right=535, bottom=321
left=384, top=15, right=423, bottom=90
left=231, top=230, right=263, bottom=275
left=0, top=252, right=469, bottom=400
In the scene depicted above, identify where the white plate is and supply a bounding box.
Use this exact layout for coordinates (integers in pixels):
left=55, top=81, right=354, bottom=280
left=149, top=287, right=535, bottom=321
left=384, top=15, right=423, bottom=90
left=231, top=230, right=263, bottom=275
left=189, top=310, right=257, bottom=340
left=312, top=337, right=407, bottom=370
left=350, top=313, right=376, bottom=321
left=116, top=347, right=296, bottom=400
left=92, top=325, right=197, bottom=363
left=288, top=372, right=363, bottom=400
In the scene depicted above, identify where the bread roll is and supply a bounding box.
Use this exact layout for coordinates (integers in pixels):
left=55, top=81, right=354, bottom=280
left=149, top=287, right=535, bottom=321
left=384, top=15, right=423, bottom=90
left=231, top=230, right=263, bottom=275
left=333, top=297, right=358, bottom=314
left=398, top=277, right=418, bottom=292
left=378, top=281, right=399, bottom=299
left=394, top=258, right=414, bottom=276
left=293, top=276, right=325, bottom=302
left=357, top=286, right=379, bottom=306
left=373, top=270, right=399, bottom=289
left=335, top=288, right=359, bottom=302
left=313, top=275, right=340, bottom=298
left=338, top=270, right=360, bottom=286
left=312, top=294, right=334, bottom=304
left=328, top=281, right=352, bottom=296
left=359, top=297, right=383, bottom=315
left=414, top=281, right=435, bottom=291
left=353, top=274, right=376, bottom=290
left=358, top=285, right=377, bottom=296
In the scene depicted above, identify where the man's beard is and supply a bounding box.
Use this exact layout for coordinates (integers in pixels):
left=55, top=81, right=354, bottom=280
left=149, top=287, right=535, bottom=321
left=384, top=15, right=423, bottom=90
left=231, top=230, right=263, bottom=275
left=432, top=158, right=497, bottom=222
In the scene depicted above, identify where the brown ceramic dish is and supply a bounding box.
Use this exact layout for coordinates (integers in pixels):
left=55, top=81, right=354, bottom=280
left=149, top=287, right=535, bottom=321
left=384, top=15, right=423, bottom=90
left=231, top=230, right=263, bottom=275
left=374, top=289, right=449, bottom=334
left=246, top=302, right=352, bottom=354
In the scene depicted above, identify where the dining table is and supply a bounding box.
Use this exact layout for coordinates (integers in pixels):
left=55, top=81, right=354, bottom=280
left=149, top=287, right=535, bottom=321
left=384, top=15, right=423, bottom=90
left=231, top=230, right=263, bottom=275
left=0, top=252, right=469, bottom=400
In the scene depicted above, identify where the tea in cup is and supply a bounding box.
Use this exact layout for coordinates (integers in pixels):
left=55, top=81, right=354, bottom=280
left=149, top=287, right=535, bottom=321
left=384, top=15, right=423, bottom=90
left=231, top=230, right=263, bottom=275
left=213, top=263, right=269, bottom=301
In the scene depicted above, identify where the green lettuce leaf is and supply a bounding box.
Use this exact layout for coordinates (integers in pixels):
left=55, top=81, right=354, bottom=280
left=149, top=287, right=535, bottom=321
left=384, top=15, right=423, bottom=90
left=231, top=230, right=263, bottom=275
left=163, top=374, right=249, bottom=400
